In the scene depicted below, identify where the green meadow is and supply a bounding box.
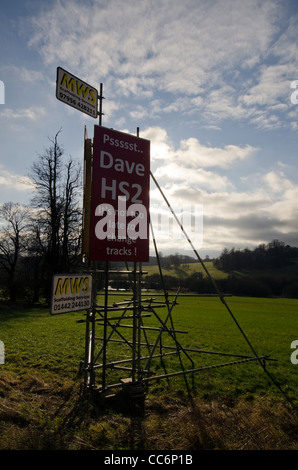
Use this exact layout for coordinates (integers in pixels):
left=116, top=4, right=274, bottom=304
left=0, top=294, right=297, bottom=450
left=143, top=261, right=229, bottom=279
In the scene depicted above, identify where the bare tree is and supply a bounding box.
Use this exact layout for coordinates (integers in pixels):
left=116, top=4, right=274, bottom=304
left=30, top=129, right=64, bottom=267
left=0, top=202, right=28, bottom=301
left=29, top=129, right=82, bottom=301
left=61, top=158, right=82, bottom=271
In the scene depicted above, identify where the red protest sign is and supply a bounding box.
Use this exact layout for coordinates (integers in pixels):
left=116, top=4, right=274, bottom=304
left=89, top=126, right=150, bottom=262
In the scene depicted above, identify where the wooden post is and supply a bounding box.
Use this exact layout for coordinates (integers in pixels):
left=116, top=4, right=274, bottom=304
left=82, top=126, right=92, bottom=263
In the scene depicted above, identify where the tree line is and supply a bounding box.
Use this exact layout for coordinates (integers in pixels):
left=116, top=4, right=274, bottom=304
left=141, top=270, right=298, bottom=298
left=0, top=130, right=83, bottom=303
left=213, top=240, right=298, bottom=271
left=212, top=240, right=298, bottom=298
left=137, top=241, right=298, bottom=298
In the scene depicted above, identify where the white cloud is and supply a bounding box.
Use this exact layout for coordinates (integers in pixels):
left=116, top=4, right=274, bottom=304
left=143, top=126, right=257, bottom=169
left=176, top=139, right=257, bottom=169
left=145, top=125, right=298, bottom=253
left=26, top=1, right=281, bottom=99
left=21, top=0, right=298, bottom=132
left=2, top=66, right=44, bottom=83
left=263, top=170, right=294, bottom=194
left=162, top=181, right=298, bottom=252
left=241, top=64, right=295, bottom=107
left=0, top=106, right=46, bottom=121
left=155, top=163, right=232, bottom=191
left=0, top=165, right=35, bottom=192
left=270, top=15, right=298, bottom=63
left=141, top=127, right=175, bottom=161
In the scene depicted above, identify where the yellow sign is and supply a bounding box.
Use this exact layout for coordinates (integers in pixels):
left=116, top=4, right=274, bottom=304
left=50, top=274, right=92, bottom=315
left=56, top=67, right=98, bottom=119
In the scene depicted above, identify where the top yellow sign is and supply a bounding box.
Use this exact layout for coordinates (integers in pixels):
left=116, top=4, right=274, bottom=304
left=56, top=67, right=98, bottom=119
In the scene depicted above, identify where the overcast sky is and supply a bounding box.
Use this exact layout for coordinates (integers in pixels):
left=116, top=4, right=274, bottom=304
left=1, top=0, right=298, bottom=257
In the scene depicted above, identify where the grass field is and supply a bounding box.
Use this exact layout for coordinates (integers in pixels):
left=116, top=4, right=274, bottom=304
left=0, top=294, right=297, bottom=450
left=143, top=261, right=229, bottom=279
left=143, top=259, right=298, bottom=281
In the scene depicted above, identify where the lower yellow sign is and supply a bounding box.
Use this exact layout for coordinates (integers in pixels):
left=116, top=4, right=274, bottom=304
left=50, top=274, right=92, bottom=315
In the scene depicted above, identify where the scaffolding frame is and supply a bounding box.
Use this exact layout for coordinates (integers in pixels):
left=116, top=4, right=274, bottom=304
left=81, top=235, right=275, bottom=397
left=80, top=89, right=275, bottom=398
left=80, top=195, right=276, bottom=397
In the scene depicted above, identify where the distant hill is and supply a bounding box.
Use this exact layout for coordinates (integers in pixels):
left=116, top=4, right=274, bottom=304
left=214, top=239, right=298, bottom=272
left=139, top=259, right=298, bottom=298
left=138, top=241, right=298, bottom=298
left=143, top=261, right=227, bottom=280
left=108, top=241, right=298, bottom=297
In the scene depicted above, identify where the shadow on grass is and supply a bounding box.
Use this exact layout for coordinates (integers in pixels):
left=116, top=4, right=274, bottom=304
left=0, top=302, right=49, bottom=321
